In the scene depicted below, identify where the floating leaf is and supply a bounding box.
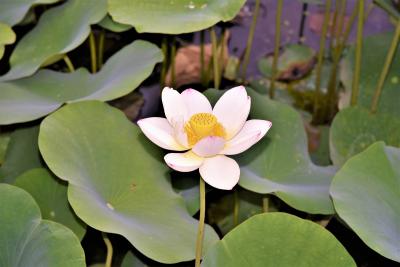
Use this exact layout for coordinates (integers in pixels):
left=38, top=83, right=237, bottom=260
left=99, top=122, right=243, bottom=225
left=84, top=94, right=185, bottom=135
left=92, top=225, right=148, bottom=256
left=258, top=44, right=315, bottom=81
left=98, top=15, right=132, bottom=32
left=340, top=31, right=400, bottom=116
left=0, top=0, right=60, bottom=26
left=330, top=106, right=400, bottom=166
left=108, top=0, right=246, bottom=34
left=330, top=142, right=400, bottom=262
left=0, top=22, right=16, bottom=59
left=205, top=88, right=335, bottom=214
left=0, top=126, right=42, bottom=183
left=0, top=0, right=107, bottom=81
left=202, top=212, right=356, bottom=266
left=39, top=101, right=219, bottom=263
left=0, top=40, right=163, bottom=125
left=0, top=183, right=85, bottom=267
left=121, top=251, right=147, bottom=267
left=15, top=168, right=86, bottom=239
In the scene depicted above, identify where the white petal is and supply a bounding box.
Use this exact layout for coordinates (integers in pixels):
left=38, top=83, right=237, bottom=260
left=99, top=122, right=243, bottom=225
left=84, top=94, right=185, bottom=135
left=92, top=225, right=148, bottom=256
left=181, top=88, right=212, bottom=118
left=169, top=116, right=189, bottom=148
left=137, top=117, right=186, bottom=151
left=164, top=151, right=204, bottom=172
left=192, top=136, right=225, bottom=157
left=213, top=86, right=251, bottom=139
left=199, top=155, right=240, bottom=190
left=162, top=87, right=188, bottom=124
left=221, top=120, right=272, bottom=155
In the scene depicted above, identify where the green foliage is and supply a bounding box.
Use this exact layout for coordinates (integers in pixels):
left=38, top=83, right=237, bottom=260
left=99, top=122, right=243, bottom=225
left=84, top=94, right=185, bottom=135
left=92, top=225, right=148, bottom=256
left=38, top=101, right=219, bottom=263
left=331, top=142, right=400, bottom=262
left=0, top=126, right=42, bottom=183
left=330, top=106, right=400, bottom=166
left=0, top=0, right=107, bottom=81
left=0, top=40, right=163, bottom=124
left=15, top=168, right=87, bottom=239
left=202, top=213, right=356, bottom=267
left=340, top=31, right=400, bottom=116
left=0, top=22, right=15, bottom=59
left=0, top=183, right=85, bottom=267
left=108, top=0, right=246, bottom=34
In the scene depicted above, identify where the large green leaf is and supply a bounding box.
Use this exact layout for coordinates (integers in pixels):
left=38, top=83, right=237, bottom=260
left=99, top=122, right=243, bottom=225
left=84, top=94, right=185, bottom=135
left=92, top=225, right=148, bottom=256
left=0, top=0, right=107, bottom=81
left=340, top=31, right=400, bottom=116
left=15, top=168, right=86, bottom=240
left=0, top=22, right=16, bottom=59
left=202, top=212, right=356, bottom=266
left=330, top=106, right=400, bottom=166
left=0, top=126, right=42, bottom=183
left=205, top=88, right=335, bottom=214
left=38, top=101, right=219, bottom=263
left=108, top=0, right=246, bottom=34
left=0, top=0, right=60, bottom=26
left=98, top=15, right=132, bottom=32
left=0, top=40, right=163, bottom=125
left=330, top=142, right=400, bottom=262
left=0, top=183, right=85, bottom=267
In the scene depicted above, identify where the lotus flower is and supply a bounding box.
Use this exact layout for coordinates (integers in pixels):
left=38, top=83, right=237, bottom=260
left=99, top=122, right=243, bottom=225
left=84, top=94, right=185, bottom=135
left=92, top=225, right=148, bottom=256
left=138, top=86, right=272, bottom=190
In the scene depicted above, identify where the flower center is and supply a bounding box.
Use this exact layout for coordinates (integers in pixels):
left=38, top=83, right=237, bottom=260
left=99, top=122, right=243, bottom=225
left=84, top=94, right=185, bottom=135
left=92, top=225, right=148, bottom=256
left=184, top=113, right=226, bottom=146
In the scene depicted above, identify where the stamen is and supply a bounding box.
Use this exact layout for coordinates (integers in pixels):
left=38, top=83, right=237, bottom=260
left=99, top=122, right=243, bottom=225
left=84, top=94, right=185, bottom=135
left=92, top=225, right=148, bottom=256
left=184, top=113, right=226, bottom=146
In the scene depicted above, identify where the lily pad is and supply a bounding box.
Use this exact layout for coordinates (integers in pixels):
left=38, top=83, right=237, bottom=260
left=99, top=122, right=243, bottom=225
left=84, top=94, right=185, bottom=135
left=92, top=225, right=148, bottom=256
left=0, top=22, right=16, bottom=59
left=38, top=101, right=219, bottom=263
left=202, top=212, right=356, bottom=266
left=340, top=31, right=400, bottom=116
left=330, top=141, right=400, bottom=262
left=330, top=106, right=400, bottom=166
left=98, top=15, right=132, bottom=32
left=205, top=88, right=335, bottom=214
left=0, top=183, right=85, bottom=267
left=0, top=0, right=60, bottom=26
left=108, top=0, right=246, bottom=34
left=258, top=44, right=316, bottom=81
left=15, top=168, right=86, bottom=240
left=0, top=40, right=163, bottom=125
left=0, top=126, right=42, bottom=183
left=0, top=0, right=107, bottom=81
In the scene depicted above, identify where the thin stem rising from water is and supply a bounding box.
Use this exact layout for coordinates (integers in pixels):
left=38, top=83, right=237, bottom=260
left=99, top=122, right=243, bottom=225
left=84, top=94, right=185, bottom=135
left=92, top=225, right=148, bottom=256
left=370, top=20, right=400, bottom=113
left=270, top=0, right=284, bottom=99
left=351, top=0, right=365, bottom=106
left=89, top=31, right=97, bottom=73
left=102, top=233, right=113, bottom=267
left=195, top=178, right=206, bottom=267
left=210, top=28, right=220, bottom=89
left=241, top=0, right=261, bottom=81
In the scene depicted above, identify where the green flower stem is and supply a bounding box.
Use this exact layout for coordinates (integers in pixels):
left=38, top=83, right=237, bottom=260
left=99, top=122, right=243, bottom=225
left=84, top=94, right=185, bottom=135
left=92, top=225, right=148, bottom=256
left=241, top=0, right=261, bottom=81
left=370, top=19, right=400, bottom=113
left=170, top=38, right=177, bottom=88
left=160, top=37, right=168, bottom=87
left=63, top=55, right=75, bottom=72
left=219, top=28, right=226, bottom=83
left=200, top=30, right=206, bottom=86
left=102, top=233, right=113, bottom=267
left=262, top=197, right=269, bottom=213
left=270, top=0, right=283, bottom=99
left=195, top=177, right=206, bottom=267
left=351, top=0, right=365, bottom=106
left=233, top=190, right=239, bottom=227
left=210, top=28, right=220, bottom=89
left=98, top=30, right=105, bottom=69
left=89, top=31, right=97, bottom=73
left=326, top=0, right=347, bottom=119
left=329, top=0, right=339, bottom=51
left=312, top=0, right=331, bottom=124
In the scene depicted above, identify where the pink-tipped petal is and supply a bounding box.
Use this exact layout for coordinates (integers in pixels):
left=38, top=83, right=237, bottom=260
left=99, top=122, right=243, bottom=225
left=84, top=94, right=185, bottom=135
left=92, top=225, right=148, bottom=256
left=221, top=120, right=272, bottom=155
left=164, top=151, right=204, bottom=172
left=192, top=136, right=225, bottom=157
left=181, top=88, right=212, bottom=118
left=213, top=86, right=251, bottom=139
left=199, top=155, right=240, bottom=190
left=161, top=87, right=188, bottom=124
left=137, top=117, right=186, bottom=151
